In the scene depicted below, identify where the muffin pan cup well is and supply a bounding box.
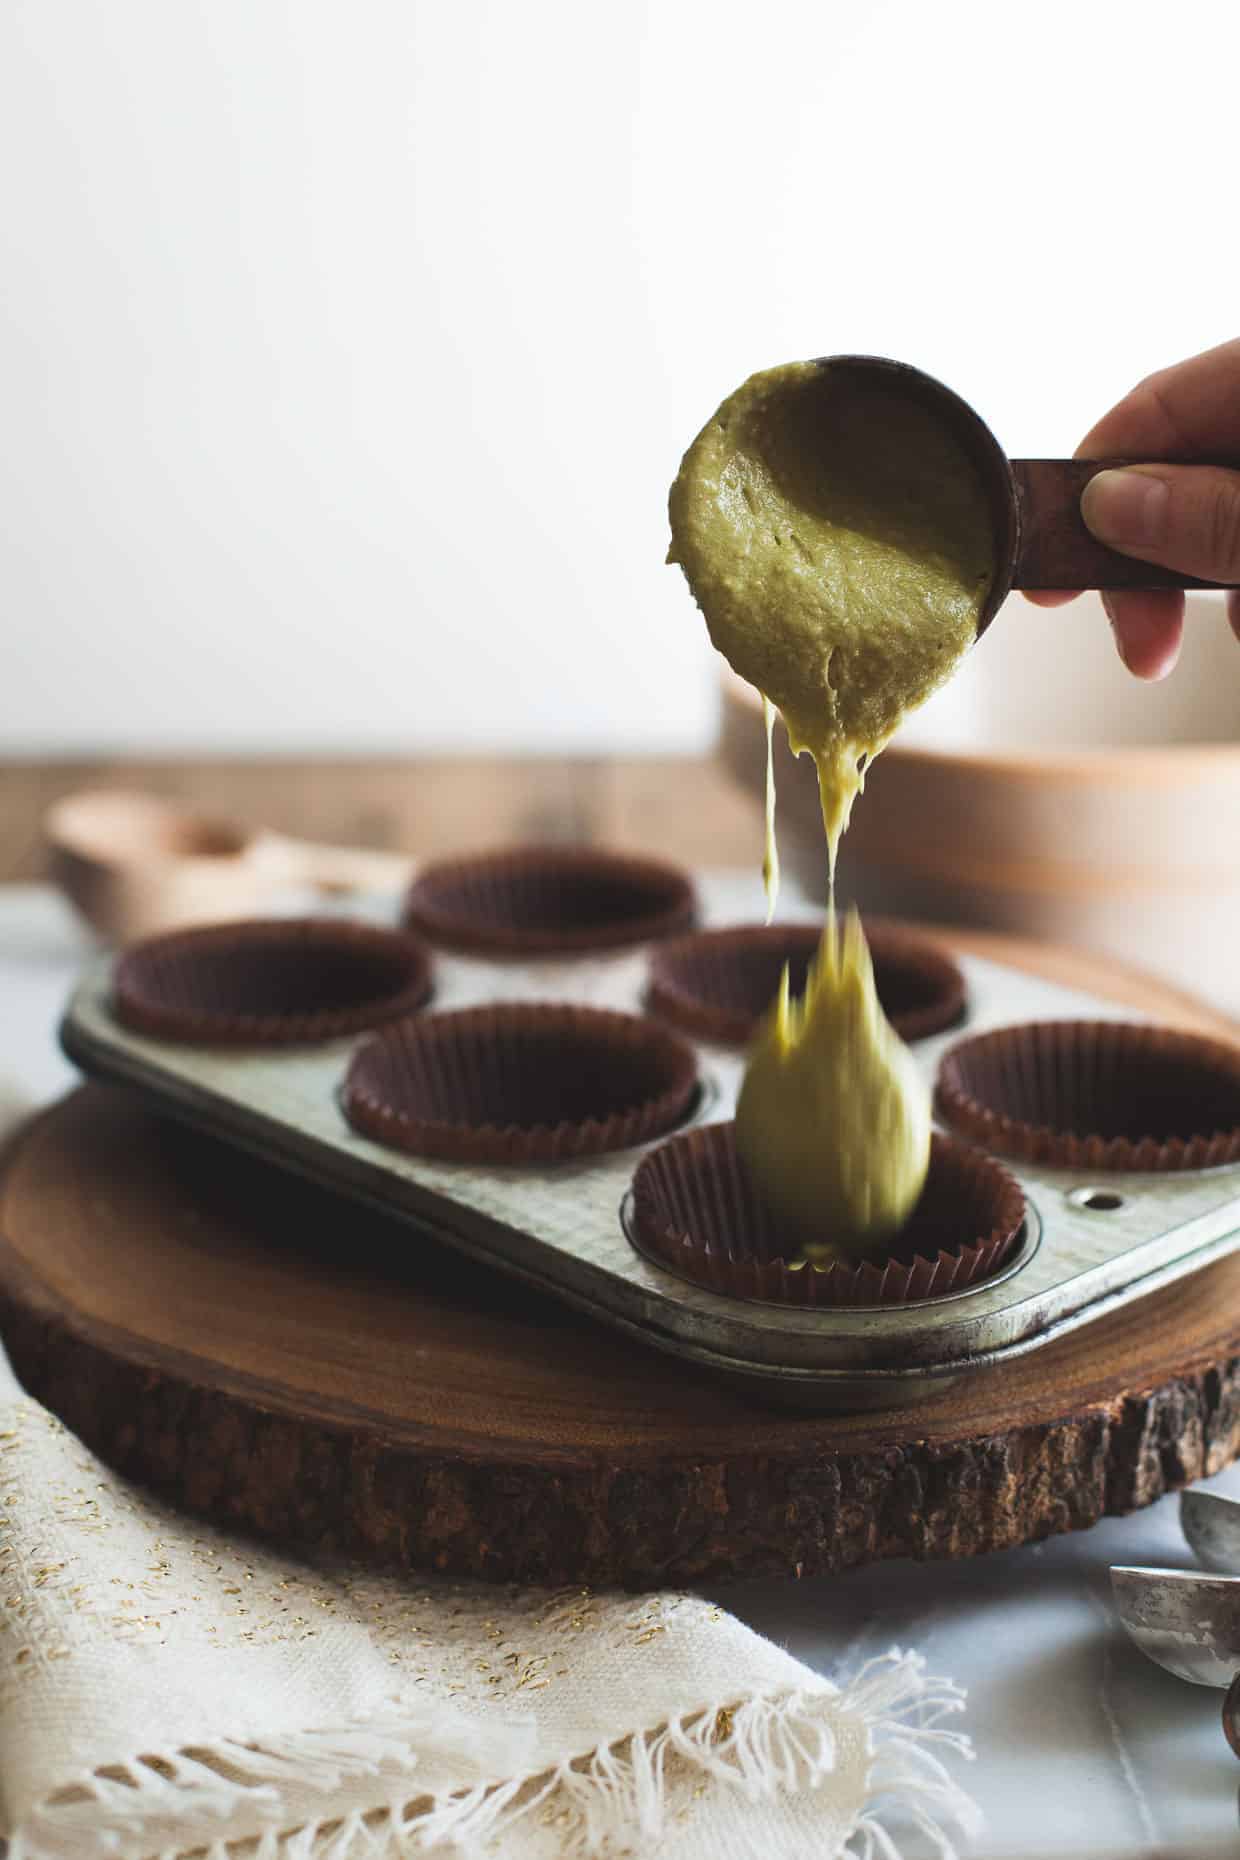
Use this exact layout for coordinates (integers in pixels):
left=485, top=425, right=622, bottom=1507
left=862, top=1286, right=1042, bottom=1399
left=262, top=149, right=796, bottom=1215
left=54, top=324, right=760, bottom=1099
left=114, top=917, right=433, bottom=1046
left=57, top=871, right=1240, bottom=1407
left=403, top=845, right=696, bottom=957
left=935, top=1019, right=1240, bottom=1171
left=630, top=1124, right=1024, bottom=1306
left=343, top=1003, right=698, bottom=1164
left=646, top=919, right=966, bottom=1046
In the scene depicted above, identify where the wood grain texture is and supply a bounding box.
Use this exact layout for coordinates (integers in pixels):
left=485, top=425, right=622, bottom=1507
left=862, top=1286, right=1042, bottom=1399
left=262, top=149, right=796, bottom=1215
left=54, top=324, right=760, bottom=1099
left=4, top=923, right=1240, bottom=1588
left=0, top=757, right=763, bottom=883
left=1012, top=458, right=1229, bottom=593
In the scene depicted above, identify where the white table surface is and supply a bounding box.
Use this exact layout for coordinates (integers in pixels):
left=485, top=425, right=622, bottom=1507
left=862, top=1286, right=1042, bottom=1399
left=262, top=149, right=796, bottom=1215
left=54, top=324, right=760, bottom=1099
left=5, top=883, right=1239, bottom=1859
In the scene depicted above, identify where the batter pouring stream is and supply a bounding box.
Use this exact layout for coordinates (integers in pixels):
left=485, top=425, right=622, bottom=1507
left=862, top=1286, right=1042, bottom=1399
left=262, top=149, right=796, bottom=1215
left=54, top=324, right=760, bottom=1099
left=668, top=358, right=996, bottom=1255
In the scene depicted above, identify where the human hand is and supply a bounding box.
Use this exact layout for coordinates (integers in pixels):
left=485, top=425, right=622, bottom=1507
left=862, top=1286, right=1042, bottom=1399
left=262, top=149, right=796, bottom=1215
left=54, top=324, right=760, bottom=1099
left=1023, top=337, right=1240, bottom=679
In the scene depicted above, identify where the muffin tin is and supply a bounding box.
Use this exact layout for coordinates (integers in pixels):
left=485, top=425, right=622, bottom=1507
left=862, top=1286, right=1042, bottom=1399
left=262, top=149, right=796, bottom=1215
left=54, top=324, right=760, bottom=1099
left=59, top=868, right=1240, bottom=1409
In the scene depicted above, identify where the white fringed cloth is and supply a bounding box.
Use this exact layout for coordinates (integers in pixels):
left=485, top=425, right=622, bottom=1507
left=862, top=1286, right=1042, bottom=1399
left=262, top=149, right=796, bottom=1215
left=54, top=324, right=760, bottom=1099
left=0, top=1348, right=981, bottom=1860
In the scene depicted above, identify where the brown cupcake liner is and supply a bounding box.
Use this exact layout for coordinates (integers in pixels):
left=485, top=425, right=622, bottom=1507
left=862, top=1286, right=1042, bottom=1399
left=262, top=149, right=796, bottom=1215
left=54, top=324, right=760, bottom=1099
left=935, top=1019, right=1240, bottom=1171
left=114, top=917, right=433, bottom=1047
left=403, top=845, right=697, bottom=958
left=629, top=1122, right=1025, bottom=1306
left=646, top=917, right=966, bottom=1047
left=865, top=917, right=970, bottom=1043
left=342, top=1002, right=699, bottom=1164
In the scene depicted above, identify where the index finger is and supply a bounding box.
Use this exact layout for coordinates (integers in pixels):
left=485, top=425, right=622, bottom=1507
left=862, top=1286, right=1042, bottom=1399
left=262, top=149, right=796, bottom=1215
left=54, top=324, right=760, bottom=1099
left=1077, top=336, right=1240, bottom=460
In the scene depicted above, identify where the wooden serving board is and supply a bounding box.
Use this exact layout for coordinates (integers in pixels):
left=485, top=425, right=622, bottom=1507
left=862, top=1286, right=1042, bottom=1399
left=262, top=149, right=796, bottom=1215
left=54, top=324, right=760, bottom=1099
left=3, top=928, right=1240, bottom=1588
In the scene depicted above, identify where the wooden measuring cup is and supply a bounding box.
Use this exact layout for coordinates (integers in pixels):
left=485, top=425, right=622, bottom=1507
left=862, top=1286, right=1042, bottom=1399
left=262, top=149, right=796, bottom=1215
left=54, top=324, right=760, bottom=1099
left=822, top=355, right=1240, bottom=633
left=46, top=790, right=413, bottom=944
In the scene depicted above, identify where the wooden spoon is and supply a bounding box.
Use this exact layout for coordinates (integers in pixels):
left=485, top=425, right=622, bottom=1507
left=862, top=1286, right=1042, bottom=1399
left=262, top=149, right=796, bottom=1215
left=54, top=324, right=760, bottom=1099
left=819, top=355, right=1240, bottom=635
left=46, top=790, right=413, bottom=944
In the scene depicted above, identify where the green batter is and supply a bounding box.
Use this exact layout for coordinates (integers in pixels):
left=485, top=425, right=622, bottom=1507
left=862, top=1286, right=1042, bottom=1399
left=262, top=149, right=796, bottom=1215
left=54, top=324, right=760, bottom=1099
left=668, top=359, right=995, bottom=877
left=668, top=357, right=994, bottom=1257
left=734, top=907, right=932, bottom=1259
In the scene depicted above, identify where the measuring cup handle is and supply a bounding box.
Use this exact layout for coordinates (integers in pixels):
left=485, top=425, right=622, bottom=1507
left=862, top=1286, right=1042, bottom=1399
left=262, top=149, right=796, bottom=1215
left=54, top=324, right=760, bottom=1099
left=1009, top=457, right=1240, bottom=594
left=1224, top=1673, right=1240, bottom=1760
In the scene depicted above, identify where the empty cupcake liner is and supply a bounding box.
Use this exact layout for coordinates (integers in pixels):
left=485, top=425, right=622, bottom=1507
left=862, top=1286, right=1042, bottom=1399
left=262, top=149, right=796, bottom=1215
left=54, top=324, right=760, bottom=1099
left=342, top=1002, right=699, bottom=1163
left=935, top=1019, right=1240, bottom=1171
left=629, top=1122, right=1025, bottom=1306
left=114, top=917, right=433, bottom=1046
left=645, top=918, right=966, bottom=1047
left=865, top=918, right=969, bottom=1043
left=403, top=845, right=697, bottom=957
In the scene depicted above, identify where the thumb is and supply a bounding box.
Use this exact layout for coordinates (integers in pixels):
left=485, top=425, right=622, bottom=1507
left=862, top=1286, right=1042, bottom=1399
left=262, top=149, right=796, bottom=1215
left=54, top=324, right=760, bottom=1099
left=1081, top=463, right=1240, bottom=583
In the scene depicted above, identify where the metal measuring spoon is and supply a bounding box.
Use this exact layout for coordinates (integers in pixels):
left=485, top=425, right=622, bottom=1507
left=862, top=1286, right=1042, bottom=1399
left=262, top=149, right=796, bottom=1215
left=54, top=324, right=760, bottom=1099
left=1112, top=1490, right=1240, bottom=1760
left=1182, top=1489, right=1240, bottom=1575
left=818, top=356, right=1240, bottom=637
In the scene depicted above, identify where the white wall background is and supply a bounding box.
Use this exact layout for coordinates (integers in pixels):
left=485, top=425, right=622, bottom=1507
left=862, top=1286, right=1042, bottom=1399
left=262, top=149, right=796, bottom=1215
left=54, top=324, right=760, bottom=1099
left=2, top=0, right=1238, bottom=754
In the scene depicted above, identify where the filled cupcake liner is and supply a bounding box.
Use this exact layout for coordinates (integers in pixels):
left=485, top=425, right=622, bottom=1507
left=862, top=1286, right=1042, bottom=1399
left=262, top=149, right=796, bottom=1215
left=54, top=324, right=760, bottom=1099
left=935, top=1019, right=1240, bottom=1171
left=645, top=918, right=966, bottom=1047
left=403, top=845, right=697, bottom=957
left=342, top=1002, right=699, bottom=1164
left=629, top=1122, right=1025, bottom=1306
left=113, top=917, right=433, bottom=1047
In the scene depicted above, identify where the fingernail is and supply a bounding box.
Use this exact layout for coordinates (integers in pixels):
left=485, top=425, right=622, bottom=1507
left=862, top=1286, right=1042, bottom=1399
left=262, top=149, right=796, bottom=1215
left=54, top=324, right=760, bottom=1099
left=1081, top=469, right=1169, bottom=547
left=1100, top=591, right=1130, bottom=670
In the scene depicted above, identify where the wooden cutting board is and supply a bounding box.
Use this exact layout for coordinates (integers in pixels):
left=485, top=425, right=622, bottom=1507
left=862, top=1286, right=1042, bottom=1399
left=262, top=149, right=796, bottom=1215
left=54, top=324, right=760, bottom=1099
left=2, top=926, right=1239, bottom=1588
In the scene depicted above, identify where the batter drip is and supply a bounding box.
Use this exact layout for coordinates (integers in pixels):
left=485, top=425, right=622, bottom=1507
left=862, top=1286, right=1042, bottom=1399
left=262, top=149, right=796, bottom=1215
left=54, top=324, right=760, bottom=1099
left=669, top=357, right=994, bottom=1255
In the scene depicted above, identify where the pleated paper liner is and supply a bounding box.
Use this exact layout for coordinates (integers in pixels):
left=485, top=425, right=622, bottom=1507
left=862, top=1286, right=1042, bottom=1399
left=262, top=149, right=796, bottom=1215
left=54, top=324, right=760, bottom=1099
left=403, top=845, right=697, bottom=957
left=342, top=1002, right=699, bottom=1163
left=935, top=1019, right=1240, bottom=1171
left=630, top=1122, right=1025, bottom=1306
left=114, top=917, right=433, bottom=1047
left=646, top=919, right=966, bottom=1047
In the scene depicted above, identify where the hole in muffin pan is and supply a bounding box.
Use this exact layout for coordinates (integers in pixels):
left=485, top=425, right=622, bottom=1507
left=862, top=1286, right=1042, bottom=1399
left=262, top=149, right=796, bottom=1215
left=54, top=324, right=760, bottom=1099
left=1069, top=1188, right=1125, bottom=1213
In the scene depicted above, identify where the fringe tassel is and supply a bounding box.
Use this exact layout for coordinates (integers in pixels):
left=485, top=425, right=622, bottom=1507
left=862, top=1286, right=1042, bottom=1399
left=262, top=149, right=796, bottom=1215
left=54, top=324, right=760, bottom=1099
left=10, top=1648, right=980, bottom=1860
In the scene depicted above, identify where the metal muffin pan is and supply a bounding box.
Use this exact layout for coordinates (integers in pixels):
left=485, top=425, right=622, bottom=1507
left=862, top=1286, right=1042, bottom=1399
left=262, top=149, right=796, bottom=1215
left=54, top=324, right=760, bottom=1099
left=59, top=873, right=1240, bottom=1409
